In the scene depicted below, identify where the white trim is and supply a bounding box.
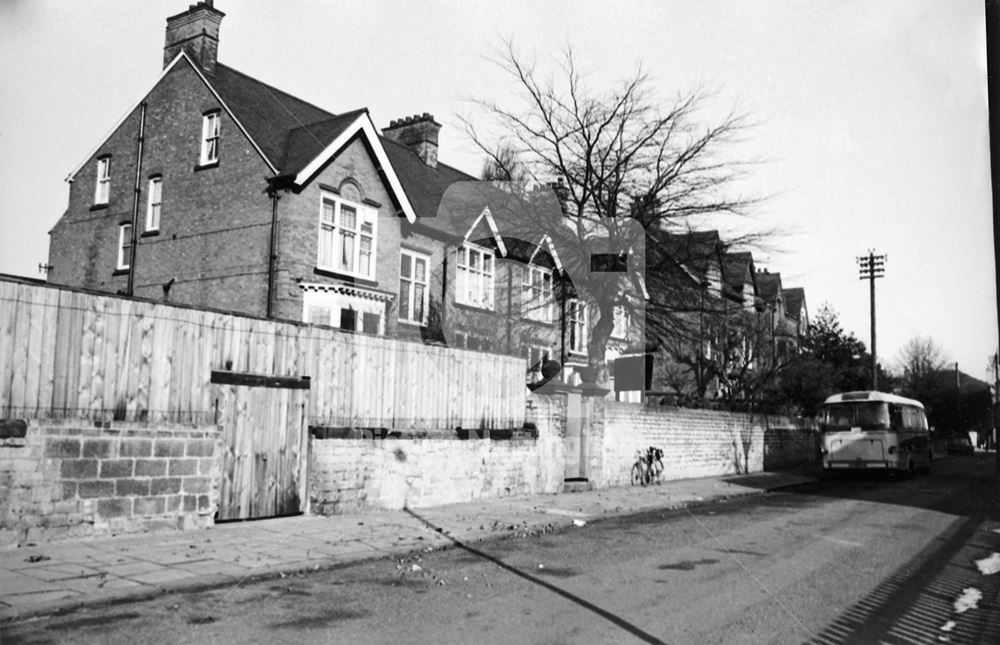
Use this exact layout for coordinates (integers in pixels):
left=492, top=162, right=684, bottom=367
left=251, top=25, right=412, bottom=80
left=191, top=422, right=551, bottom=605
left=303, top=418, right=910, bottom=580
left=293, top=113, right=417, bottom=223
left=67, top=52, right=278, bottom=182
left=116, top=223, right=132, bottom=270
left=464, top=206, right=508, bottom=257
left=145, top=176, right=162, bottom=231
left=317, top=190, right=378, bottom=280
left=527, top=234, right=564, bottom=274
left=455, top=242, right=495, bottom=310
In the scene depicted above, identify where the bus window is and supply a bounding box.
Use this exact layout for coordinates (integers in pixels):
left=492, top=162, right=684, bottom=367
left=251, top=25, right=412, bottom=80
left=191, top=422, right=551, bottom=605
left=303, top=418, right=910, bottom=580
left=890, top=404, right=904, bottom=430
left=820, top=402, right=890, bottom=430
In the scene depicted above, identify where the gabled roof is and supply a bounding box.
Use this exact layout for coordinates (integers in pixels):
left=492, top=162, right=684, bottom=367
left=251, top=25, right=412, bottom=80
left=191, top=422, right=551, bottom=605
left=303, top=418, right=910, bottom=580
left=755, top=271, right=783, bottom=305
left=782, top=287, right=806, bottom=321
left=657, top=230, right=724, bottom=278
left=382, top=138, right=477, bottom=220
left=210, top=63, right=337, bottom=167
left=66, top=53, right=418, bottom=222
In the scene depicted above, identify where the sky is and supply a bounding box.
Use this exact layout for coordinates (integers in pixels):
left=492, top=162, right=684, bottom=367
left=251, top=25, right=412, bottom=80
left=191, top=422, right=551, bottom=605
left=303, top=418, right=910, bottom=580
left=0, top=0, right=995, bottom=381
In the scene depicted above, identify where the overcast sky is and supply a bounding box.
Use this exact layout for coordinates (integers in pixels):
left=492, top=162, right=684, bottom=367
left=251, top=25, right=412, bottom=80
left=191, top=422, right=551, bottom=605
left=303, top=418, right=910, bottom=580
left=0, top=0, right=995, bottom=381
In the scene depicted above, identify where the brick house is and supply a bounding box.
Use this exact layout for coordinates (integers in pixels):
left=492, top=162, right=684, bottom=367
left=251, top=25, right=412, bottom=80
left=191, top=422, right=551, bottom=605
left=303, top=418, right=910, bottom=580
left=47, top=2, right=586, bottom=376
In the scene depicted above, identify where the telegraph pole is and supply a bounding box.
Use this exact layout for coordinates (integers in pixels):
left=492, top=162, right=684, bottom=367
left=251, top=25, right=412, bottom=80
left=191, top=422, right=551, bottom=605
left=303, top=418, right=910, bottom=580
left=857, top=250, right=885, bottom=390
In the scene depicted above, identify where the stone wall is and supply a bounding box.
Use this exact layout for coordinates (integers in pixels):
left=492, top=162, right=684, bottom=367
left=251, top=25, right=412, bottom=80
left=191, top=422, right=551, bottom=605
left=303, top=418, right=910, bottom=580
left=308, top=392, right=565, bottom=514
left=0, top=420, right=220, bottom=547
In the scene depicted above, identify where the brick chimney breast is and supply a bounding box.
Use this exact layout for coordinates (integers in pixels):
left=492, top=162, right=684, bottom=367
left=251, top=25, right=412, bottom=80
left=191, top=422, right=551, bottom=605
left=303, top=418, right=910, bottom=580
left=382, top=113, right=441, bottom=168
left=163, top=1, right=225, bottom=74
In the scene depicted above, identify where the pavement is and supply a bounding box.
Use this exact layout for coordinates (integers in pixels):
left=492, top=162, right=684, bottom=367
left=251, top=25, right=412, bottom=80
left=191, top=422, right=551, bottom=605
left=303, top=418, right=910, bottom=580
left=0, top=468, right=817, bottom=624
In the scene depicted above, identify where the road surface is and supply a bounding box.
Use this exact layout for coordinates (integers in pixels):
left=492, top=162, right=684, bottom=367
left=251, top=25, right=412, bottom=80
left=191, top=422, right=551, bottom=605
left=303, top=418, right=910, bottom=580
left=3, top=455, right=999, bottom=644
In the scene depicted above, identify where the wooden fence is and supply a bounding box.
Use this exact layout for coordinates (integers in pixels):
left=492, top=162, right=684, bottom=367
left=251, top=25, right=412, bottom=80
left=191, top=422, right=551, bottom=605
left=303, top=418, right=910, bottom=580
left=0, top=279, right=526, bottom=430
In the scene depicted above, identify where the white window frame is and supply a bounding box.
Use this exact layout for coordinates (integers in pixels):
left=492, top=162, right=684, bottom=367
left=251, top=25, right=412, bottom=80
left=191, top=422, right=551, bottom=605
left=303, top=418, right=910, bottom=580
left=567, top=298, right=588, bottom=355
left=117, top=223, right=132, bottom=271
left=200, top=111, right=220, bottom=165
left=523, top=265, right=554, bottom=323
left=399, top=249, right=430, bottom=325
left=146, top=176, right=162, bottom=232
left=95, top=156, right=111, bottom=204
left=317, top=192, right=378, bottom=280
left=455, top=244, right=494, bottom=310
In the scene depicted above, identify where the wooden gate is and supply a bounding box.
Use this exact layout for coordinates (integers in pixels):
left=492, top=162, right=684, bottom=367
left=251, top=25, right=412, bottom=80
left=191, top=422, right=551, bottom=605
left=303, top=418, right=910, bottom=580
left=212, top=371, right=310, bottom=521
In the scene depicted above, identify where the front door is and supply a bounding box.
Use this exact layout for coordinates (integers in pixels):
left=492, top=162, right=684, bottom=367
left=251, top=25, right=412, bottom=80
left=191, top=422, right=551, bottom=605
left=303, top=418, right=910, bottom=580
left=212, top=371, right=310, bottom=521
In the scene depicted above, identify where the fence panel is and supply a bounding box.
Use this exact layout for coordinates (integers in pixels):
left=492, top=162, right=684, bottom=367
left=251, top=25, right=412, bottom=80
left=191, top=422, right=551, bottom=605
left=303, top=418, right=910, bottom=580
left=0, top=279, right=525, bottom=430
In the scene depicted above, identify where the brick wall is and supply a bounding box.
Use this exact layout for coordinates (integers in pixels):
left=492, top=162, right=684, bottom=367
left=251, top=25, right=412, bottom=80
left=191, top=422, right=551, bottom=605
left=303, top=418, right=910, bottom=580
left=600, top=402, right=817, bottom=487
left=0, top=420, right=220, bottom=547
left=308, top=392, right=565, bottom=514
left=48, top=57, right=274, bottom=315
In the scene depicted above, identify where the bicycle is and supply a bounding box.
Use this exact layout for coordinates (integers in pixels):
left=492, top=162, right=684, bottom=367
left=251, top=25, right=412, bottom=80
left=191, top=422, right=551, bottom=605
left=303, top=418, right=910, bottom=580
left=631, top=446, right=664, bottom=486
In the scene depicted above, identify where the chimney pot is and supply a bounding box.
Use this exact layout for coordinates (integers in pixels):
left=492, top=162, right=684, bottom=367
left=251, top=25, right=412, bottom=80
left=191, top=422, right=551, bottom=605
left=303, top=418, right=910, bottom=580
left=382, top=113, right=442, bottom=168
left=163, top=1, right=225, bottom=73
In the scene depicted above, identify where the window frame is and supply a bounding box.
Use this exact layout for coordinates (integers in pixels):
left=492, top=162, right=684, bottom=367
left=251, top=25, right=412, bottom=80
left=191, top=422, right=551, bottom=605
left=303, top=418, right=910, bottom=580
left=317, top=191, right=378, bottom=280
left=567, top=298, right=588, bottom=355
left=145, top=176, right=162, bottom=232
left=117, top=223, right=132, bottom=271
left=455, top=243, right=495, bottom=310
left=399, top=249, right=431, bottom=325
left=523, top=265, right=554, bottom=323
left=94, top=156, right=111, bottom=205
left=200, top=111, right=221, bottom=166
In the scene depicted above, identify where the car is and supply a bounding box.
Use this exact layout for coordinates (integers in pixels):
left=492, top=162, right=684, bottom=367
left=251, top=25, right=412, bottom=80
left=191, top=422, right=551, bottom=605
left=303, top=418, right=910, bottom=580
left=946, top=434, right=975, bottom=456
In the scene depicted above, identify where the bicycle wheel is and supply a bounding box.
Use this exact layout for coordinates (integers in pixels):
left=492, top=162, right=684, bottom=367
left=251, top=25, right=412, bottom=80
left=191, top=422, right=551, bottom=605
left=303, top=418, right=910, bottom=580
left=642, top=464, right=653, bottom=486
left=631, top=463, right=644, bottom=486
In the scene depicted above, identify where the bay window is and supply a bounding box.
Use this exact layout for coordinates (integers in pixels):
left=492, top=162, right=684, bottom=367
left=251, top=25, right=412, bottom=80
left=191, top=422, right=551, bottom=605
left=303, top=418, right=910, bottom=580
left=456, top=244, right=494, bottom=309
left=523, top=266, right=554, bottom=322
left=567, top=299, right=587, bottom=354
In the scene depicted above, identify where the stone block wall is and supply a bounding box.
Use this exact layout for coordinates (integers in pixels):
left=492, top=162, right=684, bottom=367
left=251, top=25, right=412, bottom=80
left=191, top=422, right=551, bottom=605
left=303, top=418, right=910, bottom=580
left=0, top=420, right=221, bottom=547
left=309, top=392, right=565, bottom=514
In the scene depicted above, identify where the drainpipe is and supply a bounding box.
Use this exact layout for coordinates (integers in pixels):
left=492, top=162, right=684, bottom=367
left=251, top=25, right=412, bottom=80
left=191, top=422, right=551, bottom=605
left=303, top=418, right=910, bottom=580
left=266, top=187, right=281, bottom=318
left=126, top=102, right=147, bottom=297
left=506, top=263, right=513, bottom=354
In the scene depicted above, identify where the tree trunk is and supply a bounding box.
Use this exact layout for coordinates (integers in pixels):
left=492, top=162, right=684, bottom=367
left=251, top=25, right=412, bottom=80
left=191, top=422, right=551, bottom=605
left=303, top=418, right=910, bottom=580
left=585, top=304, right=616, bottom=385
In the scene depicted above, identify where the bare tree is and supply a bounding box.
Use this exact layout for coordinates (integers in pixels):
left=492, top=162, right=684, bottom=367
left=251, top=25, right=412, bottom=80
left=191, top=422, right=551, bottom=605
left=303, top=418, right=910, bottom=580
left=461, top=41, right=764, bottom=383
left=896, top=336, right=949, bottom=398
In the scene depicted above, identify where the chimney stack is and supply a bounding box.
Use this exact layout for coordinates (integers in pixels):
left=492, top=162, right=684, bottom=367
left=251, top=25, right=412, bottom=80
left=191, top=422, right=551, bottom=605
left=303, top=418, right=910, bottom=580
left=163, top=1, right=225, bottom=74
left=382, top=113, right=441, bottom=168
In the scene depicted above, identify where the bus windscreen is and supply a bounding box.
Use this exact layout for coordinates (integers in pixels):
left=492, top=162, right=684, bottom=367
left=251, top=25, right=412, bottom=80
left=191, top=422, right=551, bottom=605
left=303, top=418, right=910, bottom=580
left=819, top=402, right=889, bottom=432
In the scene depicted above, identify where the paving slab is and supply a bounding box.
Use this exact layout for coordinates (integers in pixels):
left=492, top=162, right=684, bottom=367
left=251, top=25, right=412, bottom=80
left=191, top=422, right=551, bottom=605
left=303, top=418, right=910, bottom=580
left=0, top=470, right=814, bottom=624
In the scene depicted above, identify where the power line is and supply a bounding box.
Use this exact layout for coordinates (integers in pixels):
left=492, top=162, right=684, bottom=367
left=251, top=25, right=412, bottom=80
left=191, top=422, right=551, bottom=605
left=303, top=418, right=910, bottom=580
left=857, top=250, right=885, bottom=390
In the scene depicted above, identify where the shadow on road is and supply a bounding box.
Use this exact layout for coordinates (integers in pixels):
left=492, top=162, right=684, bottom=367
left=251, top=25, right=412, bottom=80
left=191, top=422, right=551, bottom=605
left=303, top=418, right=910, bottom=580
left=402, top=507, right=667, bottom=645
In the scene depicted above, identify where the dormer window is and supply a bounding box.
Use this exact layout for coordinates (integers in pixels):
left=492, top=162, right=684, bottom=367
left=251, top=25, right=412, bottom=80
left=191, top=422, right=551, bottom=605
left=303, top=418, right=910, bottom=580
left=94, top=156, right=111, bottom=205
left=200, top=111, right=220, bottom=165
